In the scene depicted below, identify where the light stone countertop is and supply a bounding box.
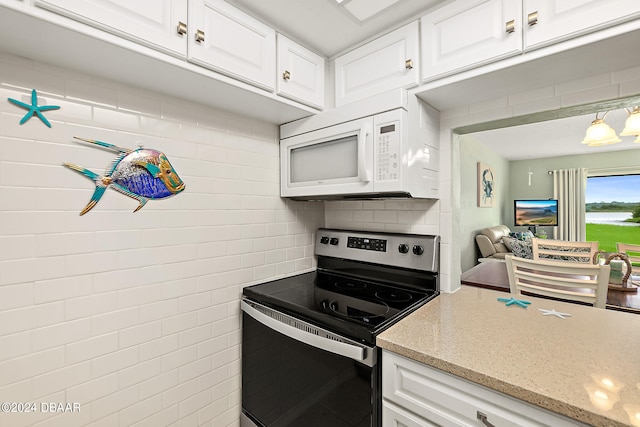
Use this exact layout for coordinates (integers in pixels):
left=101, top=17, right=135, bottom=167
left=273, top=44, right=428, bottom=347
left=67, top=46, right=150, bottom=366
left=377, top=285, right=640, bottom=427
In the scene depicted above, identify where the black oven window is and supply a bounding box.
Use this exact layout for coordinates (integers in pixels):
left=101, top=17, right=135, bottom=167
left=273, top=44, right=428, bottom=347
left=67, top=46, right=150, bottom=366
left=242, top=313, right=376, bottom=427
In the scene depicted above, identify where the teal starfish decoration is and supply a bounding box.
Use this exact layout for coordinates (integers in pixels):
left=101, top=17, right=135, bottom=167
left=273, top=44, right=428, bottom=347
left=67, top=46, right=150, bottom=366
left=498, top=297, right=531, bottom=308
left=8, top=89, right=60, bottom=128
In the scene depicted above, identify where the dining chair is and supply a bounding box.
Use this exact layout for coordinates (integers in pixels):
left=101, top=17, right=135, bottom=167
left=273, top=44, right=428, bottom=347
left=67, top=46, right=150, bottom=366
left=505, top=255, right=610, bottom=308
left=531, top=238, right=599, bottom=264
left=616, top=243, right=640, bottom=278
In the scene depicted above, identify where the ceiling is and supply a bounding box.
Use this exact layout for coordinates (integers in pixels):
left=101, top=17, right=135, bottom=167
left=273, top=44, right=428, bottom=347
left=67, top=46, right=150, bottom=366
left=467, top=109, right=639, bottom=161
left=225, top=0, right=447, bottom=58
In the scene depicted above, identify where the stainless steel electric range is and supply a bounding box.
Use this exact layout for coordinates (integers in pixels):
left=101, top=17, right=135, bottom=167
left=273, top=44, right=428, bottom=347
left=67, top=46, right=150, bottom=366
left=241, top=228, right=440, bottom=427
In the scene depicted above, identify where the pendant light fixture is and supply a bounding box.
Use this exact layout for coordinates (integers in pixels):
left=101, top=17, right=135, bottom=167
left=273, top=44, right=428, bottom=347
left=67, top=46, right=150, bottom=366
left=620, top=106, right=640, bottom=139
left=581, top=111, right=621, bottom=146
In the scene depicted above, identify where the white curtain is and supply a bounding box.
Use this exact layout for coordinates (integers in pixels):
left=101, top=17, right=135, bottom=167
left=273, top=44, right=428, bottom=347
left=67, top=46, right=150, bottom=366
left=552, top=168, right=587, bottom=241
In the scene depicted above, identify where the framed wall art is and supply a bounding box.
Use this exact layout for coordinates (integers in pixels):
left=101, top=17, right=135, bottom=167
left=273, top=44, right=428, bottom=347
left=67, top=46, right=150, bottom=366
left=477, top=162, right=495, bottom=208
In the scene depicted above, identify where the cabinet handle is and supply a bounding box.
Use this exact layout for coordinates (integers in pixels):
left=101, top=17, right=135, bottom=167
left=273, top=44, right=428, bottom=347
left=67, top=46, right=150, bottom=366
left=176, top=21, right=187, bottom=36
left=477, top=411, right=496, bottom=427
left=527, top=11, right=539, bottom=26
left=195, top=29, right=205, bottom=43
left=505, top=19, right=515, bottom=34
left=282, top=70, right=291, bottom=80
left=405, top=59, right=413, bottom=70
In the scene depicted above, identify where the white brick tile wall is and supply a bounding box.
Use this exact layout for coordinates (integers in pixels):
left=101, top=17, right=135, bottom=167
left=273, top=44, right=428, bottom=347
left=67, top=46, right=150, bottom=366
left=0, top=51, right=322, bottom=426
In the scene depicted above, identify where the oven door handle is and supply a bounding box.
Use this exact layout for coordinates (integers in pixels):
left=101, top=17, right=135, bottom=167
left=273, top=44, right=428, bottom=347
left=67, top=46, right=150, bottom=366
left=242, top=300, right=369, bottom=363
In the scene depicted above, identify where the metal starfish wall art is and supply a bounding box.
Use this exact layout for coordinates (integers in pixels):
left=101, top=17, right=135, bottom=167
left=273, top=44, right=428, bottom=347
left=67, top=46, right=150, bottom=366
left=7, top=89, right=60, bottom=128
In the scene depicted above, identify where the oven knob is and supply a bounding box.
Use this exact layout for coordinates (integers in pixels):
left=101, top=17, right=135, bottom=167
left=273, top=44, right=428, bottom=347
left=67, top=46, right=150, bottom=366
left=413, top=245, right=424, bottom=256
left=320, top=236, right=329, bottom=244
left=398, top=244, right=409, bottom=254
left=329, top=237, right=339, bottom=245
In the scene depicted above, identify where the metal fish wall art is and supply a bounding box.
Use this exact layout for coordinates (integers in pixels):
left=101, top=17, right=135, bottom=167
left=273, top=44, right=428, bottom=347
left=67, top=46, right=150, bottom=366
left=64, top=137, right=185, bottom=215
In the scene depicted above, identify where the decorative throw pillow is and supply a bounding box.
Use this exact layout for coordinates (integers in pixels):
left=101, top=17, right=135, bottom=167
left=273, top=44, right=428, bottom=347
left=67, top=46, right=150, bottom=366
left=508, top=231, right=534, bottom=241
left=536, top=243, right=591, bottom=263
left=503, top=236, right=533, bottom=259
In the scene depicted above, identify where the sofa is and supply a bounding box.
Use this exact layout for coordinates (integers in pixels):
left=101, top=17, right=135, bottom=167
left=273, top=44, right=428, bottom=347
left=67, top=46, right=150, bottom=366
left=475, top=225, right=511, bottom=261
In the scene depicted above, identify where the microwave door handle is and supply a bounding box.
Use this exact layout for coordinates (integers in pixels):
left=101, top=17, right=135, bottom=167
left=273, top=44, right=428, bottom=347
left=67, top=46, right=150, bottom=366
left=358, top=123, right=370, bottom=183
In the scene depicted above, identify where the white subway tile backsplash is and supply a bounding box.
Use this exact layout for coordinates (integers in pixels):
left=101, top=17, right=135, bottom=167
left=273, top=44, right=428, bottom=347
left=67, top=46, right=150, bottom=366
left=139, top=369, right=179, bottom=401
left=0, top=51, right=324, bottom=427
left=66, top=372, right=118, bottom=404
left=118, top=358, right=163, bottom=389
left=66, top=333, right=118, bottom=365
left=138, top=404, right=180, bottom=427
left=119, top=395, right=163, bottom=427
left=118, top=321, right=162, bottom=349
left=139, top=335, right=179, bottom=362
left=32, top=362, right=91, bottom=399
left=65, top=292, right=119, bottom=321
left=0, top=302, right=65, bottom=336
left=0, top=347, right=65, bottom=386
left=178, top=325, right=211, bottom=349
left=0, top=331, right=32, bottom=363
left=560, top=85, right=620, bottom=108
left=33, top=318, right=91, bottom=351
left=90, top=383, right=138, bottom=421
left=91, top=346, right=138, bottom=378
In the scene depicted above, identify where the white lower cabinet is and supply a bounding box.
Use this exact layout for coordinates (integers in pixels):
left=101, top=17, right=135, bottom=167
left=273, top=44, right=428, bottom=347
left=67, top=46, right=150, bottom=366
left=382, top=351, right=588, bottom=427
left=383, top=400, right=435, bottom=427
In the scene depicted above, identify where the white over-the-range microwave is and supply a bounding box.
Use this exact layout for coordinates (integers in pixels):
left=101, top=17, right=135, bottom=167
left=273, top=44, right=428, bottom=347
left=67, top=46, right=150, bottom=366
left=279, top=91, right=440, bottom=200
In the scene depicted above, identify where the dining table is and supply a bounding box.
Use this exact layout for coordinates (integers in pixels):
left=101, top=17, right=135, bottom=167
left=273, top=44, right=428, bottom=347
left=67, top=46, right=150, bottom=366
left=460, top=259, right=640, bottom=313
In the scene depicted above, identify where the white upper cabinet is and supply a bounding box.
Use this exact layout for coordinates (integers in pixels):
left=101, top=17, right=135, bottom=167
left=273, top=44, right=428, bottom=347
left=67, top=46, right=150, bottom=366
left=523, top=0, right=640, bottom=50
left=420, top=0, right=640, bottom=82
left=421, top=0, right=522, bottom=82
left=334, top=21, right=419, bottom=107
left=34, top=0, right=188, bottom=58
left=187, top=0, right=276, bottom=92
left=276, top=34, right=325, bottom=109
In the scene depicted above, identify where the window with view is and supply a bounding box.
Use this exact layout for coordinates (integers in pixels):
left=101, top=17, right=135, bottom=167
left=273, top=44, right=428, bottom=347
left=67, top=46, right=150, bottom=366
left=586, top=174, right=640, bottom=252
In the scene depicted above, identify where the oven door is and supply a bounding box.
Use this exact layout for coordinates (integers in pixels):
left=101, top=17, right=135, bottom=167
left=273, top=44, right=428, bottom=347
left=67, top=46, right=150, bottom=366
left=280, top=117, right=374, bottom=198
left=241, top=300, right=379, bottom=427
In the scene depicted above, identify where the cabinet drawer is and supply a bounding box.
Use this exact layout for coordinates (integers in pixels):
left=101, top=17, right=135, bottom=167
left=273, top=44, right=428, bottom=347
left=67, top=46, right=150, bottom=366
left=383, top=351, right=586, bottom=427
left=383, top=400, right=435, bottom=427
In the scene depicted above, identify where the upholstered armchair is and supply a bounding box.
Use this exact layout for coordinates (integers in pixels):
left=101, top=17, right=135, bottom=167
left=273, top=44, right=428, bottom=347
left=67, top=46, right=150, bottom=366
left=475, top=225, right=511, bottom=261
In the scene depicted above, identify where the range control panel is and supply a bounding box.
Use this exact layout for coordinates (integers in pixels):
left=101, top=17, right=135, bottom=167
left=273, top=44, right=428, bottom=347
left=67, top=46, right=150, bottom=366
left=315, top=228, right=440, bottom=273
left=347, top=237, right=387, bottom=252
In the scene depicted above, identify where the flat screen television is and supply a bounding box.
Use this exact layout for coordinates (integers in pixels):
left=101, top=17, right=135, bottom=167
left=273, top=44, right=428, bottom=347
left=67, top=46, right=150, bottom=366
left=514, top=199, right=558, bottom=227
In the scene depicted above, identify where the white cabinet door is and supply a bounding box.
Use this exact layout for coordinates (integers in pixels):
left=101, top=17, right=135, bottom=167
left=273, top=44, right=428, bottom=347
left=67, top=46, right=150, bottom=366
left=421, top=0, right=522, bottom=82
left=334, top=21, right=419, bottom=107
left=188, top=0, right=275, bottom=91
left=276, top=34, right=325, bottom=109
left=34, top=0, right=187, bottom=58
left=382, top=351, right=588, bottom=427
left=524, top=0, right=640, bottom=50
